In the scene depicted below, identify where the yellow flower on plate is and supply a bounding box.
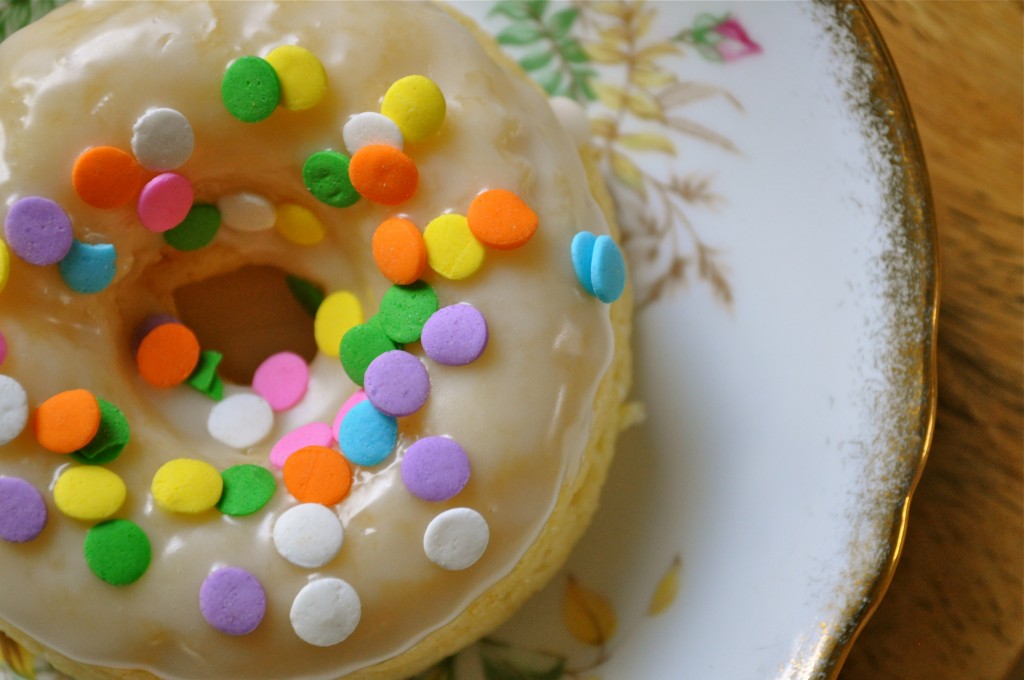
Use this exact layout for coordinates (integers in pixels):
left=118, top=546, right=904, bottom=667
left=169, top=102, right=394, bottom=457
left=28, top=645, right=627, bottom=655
left=563, top=576, right=618, bottom=646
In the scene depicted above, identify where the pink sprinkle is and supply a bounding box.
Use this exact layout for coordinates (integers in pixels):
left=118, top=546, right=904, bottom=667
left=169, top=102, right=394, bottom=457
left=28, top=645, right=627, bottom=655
left=0, top=330, right=6, bottom=367
left=332, top=389, right=367, bottom=441
left=138, top=173, right=193, bottom=233
left=252, top=351, right=309, bottom=411
left=269, top=422, right=333, bottom=469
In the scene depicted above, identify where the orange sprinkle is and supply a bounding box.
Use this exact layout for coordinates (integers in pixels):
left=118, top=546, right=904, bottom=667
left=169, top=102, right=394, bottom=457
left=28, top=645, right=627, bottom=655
left=33, top=389, right=101, bottom=454
left=372, top=217, right=427, bottom=285
left=136, top=322, right=200, bottom=388
left=466, top=188, right=539, bottom=250
left=348, top=144, right=418, bottom=206
left=282, top=445, right=353, bottom=505
left=72, top=146, right=143, bottom=209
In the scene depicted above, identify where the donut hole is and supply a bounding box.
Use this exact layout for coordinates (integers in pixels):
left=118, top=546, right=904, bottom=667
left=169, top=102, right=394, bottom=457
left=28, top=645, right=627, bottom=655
left=173, top=265, right=318, bottom=385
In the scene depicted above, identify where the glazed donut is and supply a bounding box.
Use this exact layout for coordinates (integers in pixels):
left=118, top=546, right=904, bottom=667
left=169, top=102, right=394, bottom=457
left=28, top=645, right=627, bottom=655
left=0, top=3, right=632, bottom=679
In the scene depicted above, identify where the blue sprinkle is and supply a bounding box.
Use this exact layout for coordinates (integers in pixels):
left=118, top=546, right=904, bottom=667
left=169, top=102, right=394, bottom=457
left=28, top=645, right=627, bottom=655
left=571, top=231, right=597, bottom=296
left=591, top=235, right=625, bottom=303
left=59, top=240, right=116, bottom=294
left=338, top=400, right=397, bottom=467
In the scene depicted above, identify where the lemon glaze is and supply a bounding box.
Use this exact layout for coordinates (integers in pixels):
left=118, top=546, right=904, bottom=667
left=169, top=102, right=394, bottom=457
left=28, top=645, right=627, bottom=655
left=0, top=2, right=616, bottom=678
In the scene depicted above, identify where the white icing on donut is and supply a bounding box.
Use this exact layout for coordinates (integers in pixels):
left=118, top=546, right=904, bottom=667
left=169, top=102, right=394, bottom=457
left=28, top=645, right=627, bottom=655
left=0, top=2, right=615, bottom=678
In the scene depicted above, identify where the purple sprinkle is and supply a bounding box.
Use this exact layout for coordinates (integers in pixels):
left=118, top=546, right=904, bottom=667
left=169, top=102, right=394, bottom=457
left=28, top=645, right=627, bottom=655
left=199, top=566, right=266, bottom=636
left=3, top=197, right=73, bottom=266
left=421, top=304, right=488, bottom=366
left=400, top=436, right=471, bottom=502
left=363, top=350, right=429, bottom=418
left=0, top=477, right=48, bottom=543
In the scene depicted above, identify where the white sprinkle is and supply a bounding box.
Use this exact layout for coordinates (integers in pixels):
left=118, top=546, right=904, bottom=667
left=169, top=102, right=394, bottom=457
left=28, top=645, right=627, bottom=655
left=0, top=375, right=28, bottom=445
left=343, top=112, right=404, bottom=154
left=548, top=96, right=591, bottom=147
left=290, top=578, right=361, bottom=647
left=131, top=107, right=194, bottom=171
left=207, top=393, right=273, bottom=449
left=423, top=507, right=489, bottom=571
left=217, top=192, right=276, bottom=232
left=273, top=503, right=344, bottom=568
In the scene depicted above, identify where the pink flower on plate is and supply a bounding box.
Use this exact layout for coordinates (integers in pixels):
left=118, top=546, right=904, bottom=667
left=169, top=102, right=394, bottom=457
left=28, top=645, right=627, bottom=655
left=677, top=13, right=763, bottom=63
left=714, top=16, right=763, bottom=61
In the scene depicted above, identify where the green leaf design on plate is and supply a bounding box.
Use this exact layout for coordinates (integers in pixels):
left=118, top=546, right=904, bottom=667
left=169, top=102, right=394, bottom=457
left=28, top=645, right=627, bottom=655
left=561, top=41, right=588, bottom=63
left=488, top=0, right=533, bottom=20
left=526, top=0, right=549, bottom=18
left=479, top=639, right=566, bottom=680
left=519, top=49, right=554, bottom=72
left=0, top=0, right=70, bottom=43
left=536, top=69, right=563, bottom=96
left=488, top=0, right=596, bottom=102
left=497, top=23, right=543, bottom=46
left=545, top=7, right=578, bottom=40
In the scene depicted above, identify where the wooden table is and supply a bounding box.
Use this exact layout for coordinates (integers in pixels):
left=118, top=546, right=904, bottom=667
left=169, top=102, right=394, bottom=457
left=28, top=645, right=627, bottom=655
left=839, top=3, right=1023, bottom=679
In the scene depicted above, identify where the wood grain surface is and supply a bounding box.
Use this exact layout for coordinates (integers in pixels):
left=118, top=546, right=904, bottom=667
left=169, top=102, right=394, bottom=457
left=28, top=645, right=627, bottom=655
left=840, top=2, right=1024, bottom=680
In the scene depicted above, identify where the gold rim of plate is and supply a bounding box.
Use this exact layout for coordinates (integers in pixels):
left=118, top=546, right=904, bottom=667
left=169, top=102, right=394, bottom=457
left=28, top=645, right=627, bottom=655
left=818, top=0, right=939, bottom=677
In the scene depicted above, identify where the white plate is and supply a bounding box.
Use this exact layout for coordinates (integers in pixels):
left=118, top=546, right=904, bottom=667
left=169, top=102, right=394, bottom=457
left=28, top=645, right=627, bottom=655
left=0, top=2, right=936, bottom=679
left=435, top=2, right=937, bottom=679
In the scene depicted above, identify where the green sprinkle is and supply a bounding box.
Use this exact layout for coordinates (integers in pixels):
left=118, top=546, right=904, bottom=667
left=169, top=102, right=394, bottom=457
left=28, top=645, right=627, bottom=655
left=222, top=56, right=280, bottom=123
left=340, top=320, right=399, bottom=386
left=303, top=150, right=359, bottom=208
left=72, top=398, right=130, bottom=466
left=84, top=519, right=151, bottom=586
left=377, top=281, right=438, bottom=344
left=217, top=464, right=276, bottom=516
left=186, top=350, right=225, bottom=401
left=164, top=204, right=221, bottom=251
left=286, top=275, right=326, bottom=317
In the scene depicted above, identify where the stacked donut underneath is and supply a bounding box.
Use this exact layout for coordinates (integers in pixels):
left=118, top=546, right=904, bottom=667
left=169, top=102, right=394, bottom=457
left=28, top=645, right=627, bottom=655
left=0, top=2, right=633, bottom=679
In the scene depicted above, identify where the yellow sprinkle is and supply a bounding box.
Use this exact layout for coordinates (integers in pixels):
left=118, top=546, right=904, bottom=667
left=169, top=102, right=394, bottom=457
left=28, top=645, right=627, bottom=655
left=275, top=203, right=325, bottom=245
left=381, top=75, right=446, bottom=143
left=53, top=466, right=127, bottom=521
left=314, top=290, right=364, bottom=356
left=424, top=213, right=485, bottom=280
left=0, top=239, right=9, bottom=293
left=151, top=458, right=223, bottom=514
left=265, top=45, right=327, bottom=111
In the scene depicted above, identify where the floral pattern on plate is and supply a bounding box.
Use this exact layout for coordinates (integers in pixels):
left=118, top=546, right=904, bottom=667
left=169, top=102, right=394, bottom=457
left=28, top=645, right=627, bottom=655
left=485, top=0, right=758, bottom=311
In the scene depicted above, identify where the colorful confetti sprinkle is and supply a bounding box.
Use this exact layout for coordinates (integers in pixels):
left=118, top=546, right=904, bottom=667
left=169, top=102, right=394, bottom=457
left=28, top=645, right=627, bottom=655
left=0, top=477, right=47, bottom=543
left=4, top=197, right=73, bottom=266
left=420, top=303, right=489, bottom=366
left=83, top=519, right=151, bottom=586
left=151, top=458, right=224, bottom=514
left=290, top=578, right=361, bottom=646
left=337, top=400, right=397, bottom=467
left=272, top=503, right=344, bottom=568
